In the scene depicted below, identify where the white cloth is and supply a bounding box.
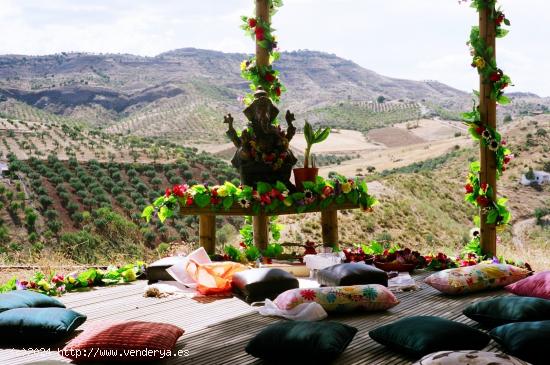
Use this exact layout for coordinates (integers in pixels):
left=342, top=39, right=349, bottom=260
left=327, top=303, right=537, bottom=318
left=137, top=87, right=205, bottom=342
left=258, top=299, right=328, bottom=321
left=166, top=247, right=212, bottom=287
left=303, top=253, right=343, bottom=271
left=388, top=272, right=418, bottom=291
left=145, top=281, right=200, bottom=297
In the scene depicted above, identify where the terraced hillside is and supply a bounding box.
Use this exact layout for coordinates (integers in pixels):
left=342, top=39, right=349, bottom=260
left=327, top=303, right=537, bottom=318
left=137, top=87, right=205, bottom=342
left=281, top=115, right=550, bottom=270
left=1, top=49, right=548, bottom=142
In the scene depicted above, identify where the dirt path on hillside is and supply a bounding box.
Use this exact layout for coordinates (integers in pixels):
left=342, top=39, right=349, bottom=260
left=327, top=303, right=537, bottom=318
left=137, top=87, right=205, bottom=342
left=512, top=217, right=536, bottom=248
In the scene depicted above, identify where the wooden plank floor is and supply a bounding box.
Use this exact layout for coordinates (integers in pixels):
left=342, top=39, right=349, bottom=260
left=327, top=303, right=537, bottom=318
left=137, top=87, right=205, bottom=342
left=0, top=271, right=510, bottom=365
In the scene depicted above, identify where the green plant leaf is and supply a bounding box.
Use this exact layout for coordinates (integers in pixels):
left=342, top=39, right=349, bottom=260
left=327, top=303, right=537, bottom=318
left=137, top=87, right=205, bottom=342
left=194, top=194, right=211, bottom=208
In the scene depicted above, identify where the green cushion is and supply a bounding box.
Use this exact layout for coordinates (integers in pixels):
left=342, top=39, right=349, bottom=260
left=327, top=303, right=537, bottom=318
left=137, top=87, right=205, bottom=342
left=369, top=316, right=490, bottom=358
left=490, top=320, right=550, bottom=365
left=0, top=308, right=87, bottom=341
left=0, top=290, right=65, bottom=313
left=464, top=296, right=550, bottom=327
left=246, top=321, right=357, bottom=363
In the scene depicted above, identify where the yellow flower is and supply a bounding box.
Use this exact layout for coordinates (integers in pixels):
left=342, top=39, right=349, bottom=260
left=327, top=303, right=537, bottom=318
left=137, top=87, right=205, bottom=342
left=342, top=182, right=352, bottom=194
left=37, top=279, right=50, bottom=291
left=474, top=56, right=486, bottom=69
left=240, top=60, right=248, bottom=71
left=283, top=197, right=293, bottom=207
left=217, top=186, right=228, bottom=197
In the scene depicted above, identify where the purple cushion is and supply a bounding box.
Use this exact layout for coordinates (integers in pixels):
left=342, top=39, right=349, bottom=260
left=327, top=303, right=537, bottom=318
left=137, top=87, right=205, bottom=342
left=505, top=271, right=550, bottom=300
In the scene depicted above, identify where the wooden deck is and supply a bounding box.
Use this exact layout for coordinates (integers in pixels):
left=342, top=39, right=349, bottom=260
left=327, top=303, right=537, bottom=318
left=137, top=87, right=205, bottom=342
left=0, top=271, right=510, bottom=365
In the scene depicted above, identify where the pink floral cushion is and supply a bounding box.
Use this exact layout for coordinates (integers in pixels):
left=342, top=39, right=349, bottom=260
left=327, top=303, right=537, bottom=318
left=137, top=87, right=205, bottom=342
left=505, top=271, right=550, bottom=299
left=273, top=284, right=399, bottom=313
left=424, top=264, right=529, bottom=295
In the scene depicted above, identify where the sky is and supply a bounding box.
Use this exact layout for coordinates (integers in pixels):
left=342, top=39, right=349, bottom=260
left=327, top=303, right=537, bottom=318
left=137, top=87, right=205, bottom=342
left=0, top=0, right=548, bottom=96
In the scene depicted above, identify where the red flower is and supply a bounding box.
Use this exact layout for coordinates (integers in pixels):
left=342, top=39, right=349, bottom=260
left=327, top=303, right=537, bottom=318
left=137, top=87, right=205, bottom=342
left=211, top=188, right=218, bottom=197
left=481, top=182, right=488, bottom=191
left=322, top=186, right=334, bottom=198
left=300, top=289, right=316, bottom=301
left=173, top=184, right=186, bottom=197
left=248, top=18, right=257, bottom=28
left=475, top=127, right=485, bottom=135
left=211, top=197, right=221, bottom=205
left=465, top=184, right=474, bottom=193
left=489, top=72, right=502, bottom=82
left=239, top=242, right=246, bottom=248
left=186, top=197, right=194, bottom=206
left=500, top=82, right=508, bottom=90
left=504, top=155, right=511, bottom=164
left=20, top=280, right=28, bottom=286
left=270, top=188, right=280, bottom=198
left=476, top=196, right=490, bottom=207
left=275, top=87, right=281, bottom=97
left=165, top=188, right=171, bottom=197
left=264, top=153, right=276, bottom=162
left=260, top=194, right=271, bottom=205
left=255, top=27, right=264, bottom=41
left=264, top=73, right=275, bottom=83
left=496, top=13, right=505, bottom=25
left=501, top=140, right=506, bottom=145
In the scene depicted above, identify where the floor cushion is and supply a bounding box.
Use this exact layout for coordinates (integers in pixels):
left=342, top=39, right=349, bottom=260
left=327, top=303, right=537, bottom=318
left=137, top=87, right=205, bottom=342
left=369, top=316, right=490, bottom=358
left=412, top=350, right=530, bottom=365
left=505, top=271, right=550, bottom=299
left=317, top=263, right=388, bottom=287
left=424, top=264, right=529, bottom=295
left=0, top=290, right=66, bottom=313
left=246, top=320, right=357, bottom=364
left=62, top=321, right=184, bottom=362
left=463, top=296, right=550, bottom=327
left=490, top=320, right=550, bottom=365
left=164, top=247, right=212, bottom=287
left=146, top=256, right=188, bottom=283
left=0, top=308, right=86, bottom=341
left=231, top=268, right=299, bottom=303
left=274, top=284, right=399, bottom=313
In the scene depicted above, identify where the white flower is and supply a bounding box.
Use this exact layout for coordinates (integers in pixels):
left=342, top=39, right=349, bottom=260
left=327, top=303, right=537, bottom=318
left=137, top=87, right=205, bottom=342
left=238, top=198, right=251, bottom=208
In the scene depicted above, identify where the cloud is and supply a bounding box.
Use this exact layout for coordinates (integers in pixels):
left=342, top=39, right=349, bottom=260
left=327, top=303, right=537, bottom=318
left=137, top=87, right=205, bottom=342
left=0, top=0, right=548, bottom=95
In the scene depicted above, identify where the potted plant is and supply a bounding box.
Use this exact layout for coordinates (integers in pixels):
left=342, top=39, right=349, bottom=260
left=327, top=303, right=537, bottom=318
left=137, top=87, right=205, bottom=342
left=293, top=121, right=330, bottom=191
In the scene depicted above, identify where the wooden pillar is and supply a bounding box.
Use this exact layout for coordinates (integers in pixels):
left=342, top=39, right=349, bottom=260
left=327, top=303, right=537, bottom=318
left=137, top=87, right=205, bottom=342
left=253, top=214, right=269, bottom=250
left=479, top=7, right=497, bottom=256
left=199, top=215, right=216, bottom=254
left=321, top=210, right=339, bottom=249
left=255, top=0, right=270, bottom=68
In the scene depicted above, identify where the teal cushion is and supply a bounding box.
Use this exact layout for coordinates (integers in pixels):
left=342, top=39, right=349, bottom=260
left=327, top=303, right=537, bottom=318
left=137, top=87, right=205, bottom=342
left=464, top=297, right=550, bottom=328
left=0, top=290, right=65, bottom=313
left=246, top=321, right=357, bottom=363
left=490, top=320, right=550, bottom=365
left=369, top=316, right=490, bottom=358
left=0, top=308, right=86, bottom=341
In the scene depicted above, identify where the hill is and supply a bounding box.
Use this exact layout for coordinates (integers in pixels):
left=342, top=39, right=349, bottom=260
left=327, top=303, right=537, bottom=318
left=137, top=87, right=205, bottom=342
left=1, top=49, right=548, bottom=142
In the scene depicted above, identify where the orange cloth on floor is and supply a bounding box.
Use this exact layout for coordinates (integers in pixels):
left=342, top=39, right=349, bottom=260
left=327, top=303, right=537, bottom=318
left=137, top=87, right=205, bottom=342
left=186, top=259, right=248, bottom=295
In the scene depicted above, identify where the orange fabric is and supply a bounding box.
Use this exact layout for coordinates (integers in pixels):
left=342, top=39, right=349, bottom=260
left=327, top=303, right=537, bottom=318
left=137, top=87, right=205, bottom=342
left=187, top=259, right=248, bottom=295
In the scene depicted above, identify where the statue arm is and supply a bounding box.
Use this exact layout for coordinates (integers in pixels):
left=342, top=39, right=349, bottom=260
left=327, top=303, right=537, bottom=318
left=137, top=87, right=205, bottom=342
left=224, top=114, right=241, bottom=148
left=285, top=110, right=296, bottom=141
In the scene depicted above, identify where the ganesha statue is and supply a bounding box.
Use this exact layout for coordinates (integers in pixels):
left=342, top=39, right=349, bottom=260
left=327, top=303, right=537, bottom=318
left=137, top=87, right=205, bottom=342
left=224, top=87, right=297, bottom=188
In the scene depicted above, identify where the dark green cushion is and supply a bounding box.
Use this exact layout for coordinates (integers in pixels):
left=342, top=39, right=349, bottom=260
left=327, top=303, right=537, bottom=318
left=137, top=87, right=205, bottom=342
left=369, top=316, right=490, bottom=358
left=490, top=320, right=550, bottom=365
left=0, top=308, right=86, bottom=341
left=0, top=290, right=65, bottom=313
left=246, top=321, right=357, bottom=364
left=464, top=296, right=550, bottom=328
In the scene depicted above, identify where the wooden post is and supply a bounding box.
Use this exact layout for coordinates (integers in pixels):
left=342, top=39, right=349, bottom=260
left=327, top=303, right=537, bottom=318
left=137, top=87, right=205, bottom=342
left=478, top=7, right=497, bottom=256
left=321, top=210, right=338, bottom=249
left=255, top=0, right=270, bottom=68
left=199, top=215, right=216, bottom=254
left=253, top=214, right=269, bottom=250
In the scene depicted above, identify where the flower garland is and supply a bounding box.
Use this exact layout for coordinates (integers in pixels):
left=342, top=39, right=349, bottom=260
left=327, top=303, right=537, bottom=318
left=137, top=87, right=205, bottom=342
left=460, top=0, right=513, bottom=231
left=240, top=0, right=285, bottom=104
left=142, top=175, right=378, bottom=223
left=0, top=262, right=145, bottom=296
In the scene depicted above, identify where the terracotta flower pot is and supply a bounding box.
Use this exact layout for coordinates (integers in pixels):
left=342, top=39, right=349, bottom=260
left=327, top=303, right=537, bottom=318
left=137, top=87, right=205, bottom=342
left=293, top=167, right=319, bottom=192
